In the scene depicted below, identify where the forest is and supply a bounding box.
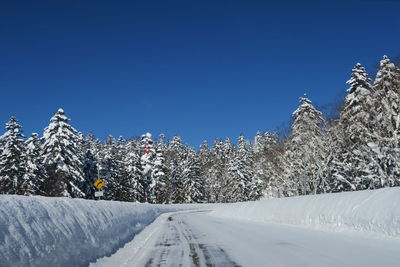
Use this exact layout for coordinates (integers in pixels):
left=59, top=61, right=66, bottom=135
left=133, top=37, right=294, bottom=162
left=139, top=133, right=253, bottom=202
left=0, top=55, right=399, bottom=203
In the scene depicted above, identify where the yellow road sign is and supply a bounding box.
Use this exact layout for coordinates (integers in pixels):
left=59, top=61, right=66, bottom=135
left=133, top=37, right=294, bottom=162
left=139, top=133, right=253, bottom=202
left=93, top=179, right=105, bottom=190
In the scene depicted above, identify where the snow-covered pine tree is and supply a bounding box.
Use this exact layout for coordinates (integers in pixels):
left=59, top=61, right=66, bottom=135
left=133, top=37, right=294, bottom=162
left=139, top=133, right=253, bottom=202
left=199, top=140, right=213, bottom=202
left=200, top=140, right=209, bottom=157
left=331, top=63, right=379, bottom=191
left=76, top=132, right=86, bottom=155
left=253, top=132, right=276, bottom=194
left=222, top=137, right=233, bottom=156
left=253, top=131, right=262, bottom=153
left=179, top=149, right=205, bottom=203
left=85, top=133, right=102, bottom=157
left=325, top=118, right=345, bottom=193
left=0, top=116, right=28, bottom=195
left=82, top=150, right=98, bottom=199
left=74, top=132, right=99, bottom=199
left=206, top=139, right=227, bottom=202
left=374, top=55, right=400, bottom=139
left=342, top=63, right=376, bottom=146
left=114, top=135, right=137, bottom=201
left=41, top=109, right=85, bottom=198
left=155, top=134, right=167, bottom=156
left=138, top=132, right=171, bottom=203
left=24, top=133, right=47, bottom=195
left=97, top=135, right=129, bottom=201
left=163, top=135, right=186, bottom=203
left=287, top=95, right=327, bottom=195
left=96, top=136, right=114, bottom=199
left=372, top=55, right=400, bottom=187
left=152, top=146, right=170, bottom=203
left=140, top=133, right=156, bottom=202
left=118, top=139, right=142, bottom=202
left=259, top=132, right=278, bottom=154
left=252, top=132, right=278, bottom=200
left=260, top=135, right=290, bottom=198
left=76, top=133, right=101, bottom=199
left=226, top=134, right=254, bottom=202
left=168, top=159, right=182, bottom=203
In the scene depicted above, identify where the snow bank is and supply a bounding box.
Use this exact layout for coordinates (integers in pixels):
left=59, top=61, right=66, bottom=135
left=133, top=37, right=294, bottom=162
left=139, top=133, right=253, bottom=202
left=0, top=195, right=184, bottom=267
left=211, top=187, right=400, bottom=238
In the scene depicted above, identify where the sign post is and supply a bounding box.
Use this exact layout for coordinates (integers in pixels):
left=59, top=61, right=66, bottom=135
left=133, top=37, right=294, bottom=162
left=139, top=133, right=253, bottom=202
left=95, top=191, right=104, bottom=198
left=93, top=174, right=106, bottom=200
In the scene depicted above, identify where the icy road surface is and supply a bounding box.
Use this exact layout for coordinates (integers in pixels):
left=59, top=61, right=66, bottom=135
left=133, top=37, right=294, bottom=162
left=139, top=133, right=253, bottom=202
left=92, top=210, right=400, bottom=267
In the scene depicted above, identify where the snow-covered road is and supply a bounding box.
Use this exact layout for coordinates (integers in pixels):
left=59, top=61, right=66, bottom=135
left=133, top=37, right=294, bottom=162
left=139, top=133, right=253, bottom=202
left=92, top=210, right=400, bottom=267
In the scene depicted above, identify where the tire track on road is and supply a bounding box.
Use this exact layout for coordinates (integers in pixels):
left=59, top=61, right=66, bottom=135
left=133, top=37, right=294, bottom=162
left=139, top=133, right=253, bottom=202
left=144, top=212, right=241, bottom=267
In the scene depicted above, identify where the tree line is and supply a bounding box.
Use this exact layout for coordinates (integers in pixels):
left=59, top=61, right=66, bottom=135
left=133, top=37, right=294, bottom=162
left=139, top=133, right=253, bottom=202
left=0, top=55, right=399, bottom=203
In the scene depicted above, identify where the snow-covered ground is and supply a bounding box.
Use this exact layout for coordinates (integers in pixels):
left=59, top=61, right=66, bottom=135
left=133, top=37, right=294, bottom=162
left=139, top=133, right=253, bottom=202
left=211, top=187, right=400, bottom=238
left=1, top=188, right=400, bottom=267
left=92, top=188, right=400, bottom=267
left=0, top=196, right=189, bottom=267
left=92, top=210, right=400, bottom=267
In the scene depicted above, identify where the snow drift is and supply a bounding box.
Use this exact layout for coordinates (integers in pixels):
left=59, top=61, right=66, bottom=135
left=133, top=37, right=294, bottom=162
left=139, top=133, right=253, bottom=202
left=0, top=195, right=182, bottom=267
left=211, top=187, right=400, bottom=238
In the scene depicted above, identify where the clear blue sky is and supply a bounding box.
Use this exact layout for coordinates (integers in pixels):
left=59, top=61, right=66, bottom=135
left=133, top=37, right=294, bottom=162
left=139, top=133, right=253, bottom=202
left=0, top=0, right=399, bottom=147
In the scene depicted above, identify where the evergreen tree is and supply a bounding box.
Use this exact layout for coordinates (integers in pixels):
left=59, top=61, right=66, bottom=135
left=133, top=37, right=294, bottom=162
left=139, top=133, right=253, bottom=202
left=0, top=116, right=28, bottom=195
left=254, top=131, right=262, bottom=153
left=82, top=150, right=98, bottom=199
left=119, top=139, right=143, bottom=202
left=140, top=133, right=156, bottom=202
left=170, top=135, right=184, bottom=150
left=226, top=135, right=254, bottom=202
left=98, top=135, right=127, bottom=201
left=342, top=64, right=376, bottom=145
left=207, top=139, right=228, bottom=202
left=85, top=133, right=102, bottom=158
left=24, top=133, right=46, bottom=195
left=152, top=147, right=170, bottom=203
left=287, top=96, right=327, bottom=195
left=41, top=109, right=85, bottom=197
left=199, top=140, right=213, bottom=202
left=374, top=55, right=400, bottom=139
left=252, top=131, right=280, bottom=199
left=326, top=119, right=348, bottom=192
left=76, top=132, right=86, bottom=156
left=179, top=150, right=204, bottom=203
left=113, top=135, right=140, bottom=202
left=164, top=135, right=187, bottom=203
left=222, top=137, right=233, bottom=156
left=331, top=63, right=379, bottom=191
left=169, top=159, right=184, bottom=203
left=261, top=137, right=290, bottom=198
left=372, top=55, right=400, bottom=187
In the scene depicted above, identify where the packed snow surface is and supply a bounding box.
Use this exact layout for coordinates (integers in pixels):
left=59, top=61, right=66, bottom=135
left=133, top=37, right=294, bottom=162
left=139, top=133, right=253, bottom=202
left=1, top=188, right=400, bottom=267
left=92, top=188, right=400, bottom=267
left=92, top=210, right=400, bottom=267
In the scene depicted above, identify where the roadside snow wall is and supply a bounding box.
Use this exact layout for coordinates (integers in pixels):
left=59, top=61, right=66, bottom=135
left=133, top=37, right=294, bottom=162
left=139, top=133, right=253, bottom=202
left=211, top=187, right=400, bottom=238
left=0, top=195, right=182, bottom=267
